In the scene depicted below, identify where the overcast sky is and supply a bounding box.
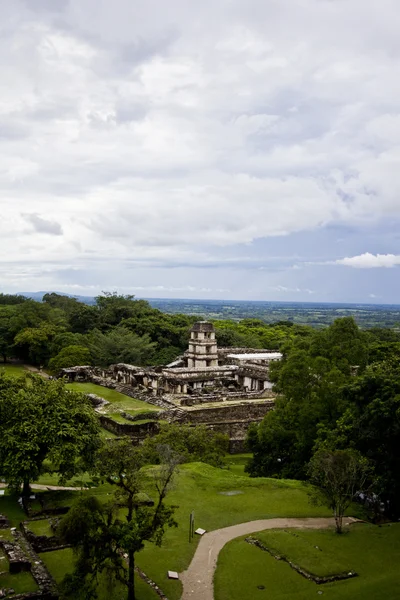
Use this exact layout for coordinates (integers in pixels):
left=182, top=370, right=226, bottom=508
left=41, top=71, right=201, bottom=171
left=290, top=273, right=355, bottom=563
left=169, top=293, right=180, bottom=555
left=1, top=0, right=400, bottom=303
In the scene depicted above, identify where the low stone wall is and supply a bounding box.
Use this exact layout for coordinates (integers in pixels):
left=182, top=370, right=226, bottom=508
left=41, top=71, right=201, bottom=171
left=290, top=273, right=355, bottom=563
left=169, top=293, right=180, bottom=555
left=0, top=540, right=31, bottom=574
left=120, top=410, right=162, bottom=422
left=13, top=530, right=58, bottom=599
left=0, top=513, right=10, bottom=528
left=182, top=401, right=274, bottom=424
left=180, top=390, right=274, bottom=406
left=20, top=522, right=67, bottom=554
left=245, top=536, right=358, bottom=585
left=99, top=415, right=160, bottom=440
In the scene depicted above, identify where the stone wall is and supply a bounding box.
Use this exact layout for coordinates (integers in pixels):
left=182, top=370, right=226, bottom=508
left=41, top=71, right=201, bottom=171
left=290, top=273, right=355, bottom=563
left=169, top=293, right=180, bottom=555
left=181, top=401, right=274, bottom=424
left=99, top=415, right=160, bottom=440
left=20, top=522, right=67, bottom=554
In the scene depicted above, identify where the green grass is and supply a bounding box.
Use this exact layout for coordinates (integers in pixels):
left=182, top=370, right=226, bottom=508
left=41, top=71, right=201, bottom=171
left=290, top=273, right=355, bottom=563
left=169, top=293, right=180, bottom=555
left=41, top=548, right=159, bottom=600
left=0, top=492, right=26, bottom=526
left=0, top=364, right=29, bottom=377
left=215, top=523, right=400, bottom=600
left=224, top=453, right=252, bottom=476
left=66, top=382, right=160, bottom=416
left=0, top=528, right=14, bottom=542
left=0, top=463, right=365, bottom=600
left=255, top=528, right=350, bottom=576
left=0, top=564, right=38, bottom=594
left=99, top=427, right=119, bottom=439
left=107, top=412, right=134, bottom=424
left=27, top=519, right=54, bottom=537
left=135, top=462, right=341, bottom=600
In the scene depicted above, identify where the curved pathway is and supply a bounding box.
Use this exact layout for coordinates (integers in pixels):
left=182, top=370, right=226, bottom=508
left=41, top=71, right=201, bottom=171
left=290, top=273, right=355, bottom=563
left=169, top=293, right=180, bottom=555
left=180, top=516, right=358, bottom=600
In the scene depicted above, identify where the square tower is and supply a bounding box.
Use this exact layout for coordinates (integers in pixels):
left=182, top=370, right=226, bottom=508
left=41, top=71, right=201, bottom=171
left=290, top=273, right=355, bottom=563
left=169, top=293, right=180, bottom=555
left=186, top=321, right=218, bottom=368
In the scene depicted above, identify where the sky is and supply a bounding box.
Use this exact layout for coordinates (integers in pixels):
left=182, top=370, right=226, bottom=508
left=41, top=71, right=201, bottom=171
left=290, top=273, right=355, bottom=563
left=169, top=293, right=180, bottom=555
left=1, top=0, right=400, bottom=304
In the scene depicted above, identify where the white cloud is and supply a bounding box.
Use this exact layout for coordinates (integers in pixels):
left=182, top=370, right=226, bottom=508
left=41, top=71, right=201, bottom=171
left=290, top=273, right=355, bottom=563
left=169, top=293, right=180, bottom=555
left=270, top=285, right=315, bottom=294
left=1, top=0, right=400, bottom=296
left=336, top=253, right=400, bottom=268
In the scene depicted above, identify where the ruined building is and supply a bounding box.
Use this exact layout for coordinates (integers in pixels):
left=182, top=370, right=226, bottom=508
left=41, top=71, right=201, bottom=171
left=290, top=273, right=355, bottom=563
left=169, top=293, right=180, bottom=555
left=61, top=321, right=282, bottom=451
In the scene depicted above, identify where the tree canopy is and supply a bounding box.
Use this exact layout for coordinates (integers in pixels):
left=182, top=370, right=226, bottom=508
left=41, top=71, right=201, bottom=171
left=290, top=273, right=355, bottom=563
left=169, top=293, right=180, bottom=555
left=0, top=374, right=101, bottom=494
left=246, top=317, right=400, bottom=518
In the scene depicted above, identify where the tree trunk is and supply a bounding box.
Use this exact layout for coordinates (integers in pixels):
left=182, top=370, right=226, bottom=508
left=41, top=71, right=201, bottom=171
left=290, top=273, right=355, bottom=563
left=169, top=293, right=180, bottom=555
left=334, top=511, right=343, bottom=534
left=22, top=479, right=31, bottom=497
left=127, top=549, right=135, bottom=600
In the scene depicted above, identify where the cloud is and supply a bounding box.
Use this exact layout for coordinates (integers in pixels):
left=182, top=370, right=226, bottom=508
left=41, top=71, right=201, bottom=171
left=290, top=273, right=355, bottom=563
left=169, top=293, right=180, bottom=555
left=270, top=285, right=315, bottom=294
left=336, top=253, right=400, bottom=268
left=22, top=213, right=63, bottom=236
left=0, top=0, right=400, bottom=299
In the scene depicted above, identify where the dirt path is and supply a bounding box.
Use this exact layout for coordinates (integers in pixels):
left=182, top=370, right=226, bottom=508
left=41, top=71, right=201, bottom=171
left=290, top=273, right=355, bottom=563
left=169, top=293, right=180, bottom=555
left=24, top=365, right=50, bottom=379
left=0, top=483, right=86, bottom=491
left=180, top=516, right=358, bottom=600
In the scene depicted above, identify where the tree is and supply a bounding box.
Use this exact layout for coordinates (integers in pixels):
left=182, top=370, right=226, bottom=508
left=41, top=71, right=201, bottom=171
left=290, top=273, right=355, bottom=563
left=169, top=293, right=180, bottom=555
left=0, top=293, right=27, bottom=305
left=246, top=353, right=346, bottom=478
left=13, top=322, right=63, bottom=365
left=0, top=306, right=17, bottom=362
left=0, top=374, right=101, bottom=495
left=320, top=360, right=400, bottom=518
left=59, top=439, right=178, bottom=600
left=48, top=345, right=92, bottom=373
left=308, top=449, right=371, bottom=533
left=141, top=423, right=229, bottom=467
left=86, top=327, right=155, bottom=366
left=69, top=304, right=100, bottom=334
left=43, top=292, right=81, bottom=316
left=95, top=292, right=137, bottom=329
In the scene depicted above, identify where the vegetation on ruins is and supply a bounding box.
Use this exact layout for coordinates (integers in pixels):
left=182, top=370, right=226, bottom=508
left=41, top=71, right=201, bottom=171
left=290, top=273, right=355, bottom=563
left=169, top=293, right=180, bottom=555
left=59, top=438, right=178, bottom=600
left=0, top=373, right=101, bottom=495
left=246, top=317, right=400, bottom=518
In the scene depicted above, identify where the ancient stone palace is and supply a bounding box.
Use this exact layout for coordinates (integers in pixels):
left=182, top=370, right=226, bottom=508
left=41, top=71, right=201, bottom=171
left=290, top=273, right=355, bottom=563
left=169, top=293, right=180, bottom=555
left=61, top=321, right=282, bottom=451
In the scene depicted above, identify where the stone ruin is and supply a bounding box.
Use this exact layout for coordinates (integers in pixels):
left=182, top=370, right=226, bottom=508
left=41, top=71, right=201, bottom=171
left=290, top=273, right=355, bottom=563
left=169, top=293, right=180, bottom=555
left=0, top=528, right=58, bottom=599
left=61, top=321, right=282, bottom=451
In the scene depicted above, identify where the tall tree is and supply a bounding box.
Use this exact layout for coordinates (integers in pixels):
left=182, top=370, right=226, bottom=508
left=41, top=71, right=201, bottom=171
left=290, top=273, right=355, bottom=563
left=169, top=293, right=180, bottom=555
left=86, top=327, right=155, bottom=366
left=48, top=345, right=92, bottom=373
left=319, top=360, right=400, bottom=517
left=59, top=439, right=178, bottom=600
left=308, top=449, right=371, bottom=533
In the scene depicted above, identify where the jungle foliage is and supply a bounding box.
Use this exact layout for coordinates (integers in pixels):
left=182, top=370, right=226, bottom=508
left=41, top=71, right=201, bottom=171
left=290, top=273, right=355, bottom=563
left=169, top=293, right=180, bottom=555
left=246, top=317, right=400, bottom=518
left=0, top=292, right=307, bottom=370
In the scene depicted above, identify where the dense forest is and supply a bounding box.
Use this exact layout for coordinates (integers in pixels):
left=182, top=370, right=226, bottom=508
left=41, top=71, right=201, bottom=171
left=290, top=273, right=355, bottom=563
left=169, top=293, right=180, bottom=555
left=247, top=317, right=400, bottom=519
left=0, top=292, right=310, bottom=370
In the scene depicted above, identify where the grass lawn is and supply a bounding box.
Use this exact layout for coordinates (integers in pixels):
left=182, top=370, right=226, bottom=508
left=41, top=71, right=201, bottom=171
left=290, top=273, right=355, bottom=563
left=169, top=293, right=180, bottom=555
left=0, top=364, right=29, bottom=377
left=0, top=556, right=38, bottom=594
left=0, top=492, right=26, bottom=526
left=215, top=523, right=400, bottom=600
left=0, top=463, right=366, bottom=600
left=66, top=382, right=161, bottom=418
left=27, top=519, right=54, bottom=537
left=0, top=529, right=14, bottom=542
left=40, top=548, right=159, bottom=600
left=224, top=453, right=252, bottom=476
left=135, top=462, right=351, bottom=600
